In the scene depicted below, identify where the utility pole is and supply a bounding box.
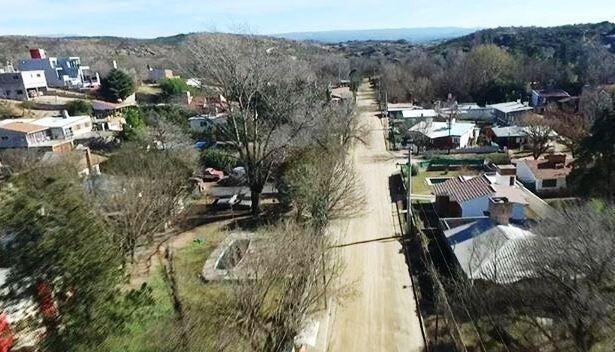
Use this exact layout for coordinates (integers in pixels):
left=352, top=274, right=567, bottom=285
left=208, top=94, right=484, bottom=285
left=406, top=146, right=413, bottom=235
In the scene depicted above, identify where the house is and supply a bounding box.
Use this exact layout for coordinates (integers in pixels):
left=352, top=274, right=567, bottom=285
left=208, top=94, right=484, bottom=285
left=433, top=165, right=529, bottom=220
left=409, top=119, right=476, bottom=149
left=0, top=70, right=47, bottom=101
left=91, top=94, right=136, bottom=131
left=439, top=103, right=494, bottom=122
left=17, top=49, right=99, bottom=89
left=0, top=115, right=92, bottom=151
left=488, top=101, right=533, bottom=126
left=441, top=197, right=540, bottom=284
left=187, top=94, right=229, bottom=115
left=330, top=86, right=353, bottom=102
left=40, top=147, right=107, bottom=176
left=33, top=114, right=92, bottom=140
left=188, top=114, right=227, bottom=133
left=531, top=89, right=571, bottom=113
left=516, top=154, right=572, bottom=194
left=147, top=67, right=176, bottom=83
left=486, top=126, right=528, bottom=149
left=386, top=103, right=420, bottom=118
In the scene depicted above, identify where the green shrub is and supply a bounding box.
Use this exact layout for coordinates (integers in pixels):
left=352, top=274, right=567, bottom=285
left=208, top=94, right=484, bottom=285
left=159, top=78, right=189, bottom=98
left=201, top=149, right=236, bottom=172
left=485, top=153, right=511, bottom=165
left=66, top=100, right=92, bottom=116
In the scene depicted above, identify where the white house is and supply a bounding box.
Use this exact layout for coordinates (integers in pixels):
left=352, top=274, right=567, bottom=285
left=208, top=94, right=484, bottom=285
left=188, top=115, right=226, bottom=133
left=410, top=120, right=476, bottom=149
left=516, top=154, right=572, bottom=193
left=17, top=49, right=99, bottom=89
left=0, top=70, right=47, bottom=101
left=488, top=101, right=533, bottom=126
left=441, top=198, right=539, bottom=284
left=34, top=114, right=92, bottom=140
left=433, top=165, right=529, bottom=220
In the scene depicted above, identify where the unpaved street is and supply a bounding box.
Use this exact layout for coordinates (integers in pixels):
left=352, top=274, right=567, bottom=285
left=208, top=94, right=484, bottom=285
left=315, top=82, right=424, bottom=352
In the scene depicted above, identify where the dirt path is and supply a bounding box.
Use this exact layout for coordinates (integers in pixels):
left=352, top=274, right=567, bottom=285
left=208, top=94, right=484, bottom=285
left=315, top=82, right=424, bottom=352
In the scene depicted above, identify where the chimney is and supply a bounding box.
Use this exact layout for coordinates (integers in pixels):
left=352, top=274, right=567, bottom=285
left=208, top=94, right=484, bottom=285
left=61, top=110, right=70, bottom=119
left=112, top=60, right=118, bottom=69
left=488, top=197, right=513, bottom=225
left=147, top=64, right=152, bottom=71
left=186, top=91, right=192, bottom=105
left=495, top=164, right=517, bottom=186
left=546, top=154, right=566, bottom=166
left=29, top=48, right=46, bottom=59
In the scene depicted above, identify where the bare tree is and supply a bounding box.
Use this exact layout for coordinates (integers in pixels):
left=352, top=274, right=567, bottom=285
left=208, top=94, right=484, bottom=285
left=544, top=107, right=590, bottom=157
left=284, top=149, right=363, bottom=233
left=521, top=114, right=554, bottom=159
left=91, top=143, right=196, bottom=262
left=221, top=221, right=345, bottom=352
left=187, top=34, right=323, bottom=215
left=449, top=203, right=615, bottom=351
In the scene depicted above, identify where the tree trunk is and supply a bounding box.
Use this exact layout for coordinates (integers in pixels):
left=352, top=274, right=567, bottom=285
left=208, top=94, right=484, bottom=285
left=251, top=189, right=261, bottom=216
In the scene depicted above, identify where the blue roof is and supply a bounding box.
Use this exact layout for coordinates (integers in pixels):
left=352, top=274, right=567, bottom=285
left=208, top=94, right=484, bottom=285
left=193, top=141, right=208, bottom=149
left=446, top=218, right=495, bottom=246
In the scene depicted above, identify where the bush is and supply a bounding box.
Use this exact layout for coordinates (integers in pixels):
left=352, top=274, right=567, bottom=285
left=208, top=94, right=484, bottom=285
left=201, top=149, right=236, bottom=172
left=66, top=100, right=92, bottom=116
left=120, top=107, right=145, bottom=141
left=159, top=78, right=189, bottom=98
left=485, top=153, right=511, bottom=165
left=100, top=69, right=135, bottom=102
left=411, top=164, right=419, bottom=176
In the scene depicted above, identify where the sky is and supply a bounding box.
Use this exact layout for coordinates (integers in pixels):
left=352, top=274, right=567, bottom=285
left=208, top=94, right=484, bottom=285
left=0, top=0, right=613, bottom=38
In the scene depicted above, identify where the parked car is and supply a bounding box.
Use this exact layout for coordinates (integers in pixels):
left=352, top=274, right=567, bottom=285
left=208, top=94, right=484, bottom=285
left=203, top=168, right=225, bottom=182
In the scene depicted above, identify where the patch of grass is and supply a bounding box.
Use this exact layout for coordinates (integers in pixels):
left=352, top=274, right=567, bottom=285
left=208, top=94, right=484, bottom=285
left=100, top=224, right=246, bottom=351
left=411, top=169, right=479, bottom=195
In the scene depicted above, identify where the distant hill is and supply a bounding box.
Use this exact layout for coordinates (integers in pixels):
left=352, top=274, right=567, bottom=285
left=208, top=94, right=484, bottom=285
left=273, top=27, right=480, bottom=44
left=435, top=21, right=615, bottom=62
left=0, top=33, right=316, bottom=81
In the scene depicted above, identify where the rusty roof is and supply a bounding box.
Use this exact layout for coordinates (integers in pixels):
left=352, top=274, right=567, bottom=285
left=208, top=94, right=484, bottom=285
left=520, top=159, right=573, bottom=180
left=0, top=121, right=47, bottom=134
left=432, top=175, right=494, bottom=203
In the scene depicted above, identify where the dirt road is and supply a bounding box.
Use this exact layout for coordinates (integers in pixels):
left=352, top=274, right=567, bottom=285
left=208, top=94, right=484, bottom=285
left=314, top=83, right=424, bottom=351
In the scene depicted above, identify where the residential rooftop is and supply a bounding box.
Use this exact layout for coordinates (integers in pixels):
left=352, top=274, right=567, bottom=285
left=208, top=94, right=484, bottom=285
left=488, top=101, right=533, bottom=114
left=410, top=120, right=475, bottom=139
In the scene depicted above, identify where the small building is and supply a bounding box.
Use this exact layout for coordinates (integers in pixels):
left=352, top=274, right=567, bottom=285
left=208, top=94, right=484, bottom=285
left=187, top=94, right=229, bottom=115
left=488, top=101, right=533, bottom=126
left=386, top=103, right=421, bottom=118
left=91, top=93, right=137, bottom=125
left=40, top=147, right=107, bottom=177
left=17, top=49, right=99, bottom=89
left=531, top=89, right=570, bottom=113
left=330, top=86, right=353, bottom=102
left=34, top=114, right=92, bottom=140
left=432, top=165, right=529, bottom=220
left=486, top=126, right=528, bottom=149
left=188, top=114, right=227, bottom=133
left=516, top=154, right=572, bottom=194
left=147, top=67, right=175, bottom=83
left=439, top=103, right=494, bottom=122
left=409, top=120, right=476, bottom=149
left=441, top=198, right=539, bottom=284
left=0, top=70, right=47, bottom=101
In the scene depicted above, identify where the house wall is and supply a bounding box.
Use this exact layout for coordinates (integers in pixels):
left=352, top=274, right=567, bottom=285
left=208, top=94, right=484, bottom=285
left=189, top=118, right=212, bottom=133
left=18, top=58, right=65, bottom=87
left=460, top=196, right=490, bottom=217
left=0, top=130, right=29, bottom=148
left=536, top=177, right=567, bottom=192
left=20, top=71, right=47, bottom=90
left=516, top=162, right=536, bottom=186
left=0, top=73, right=27, bottom=101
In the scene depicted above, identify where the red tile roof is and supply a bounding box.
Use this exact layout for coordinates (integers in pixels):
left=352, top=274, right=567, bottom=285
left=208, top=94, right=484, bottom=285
left=432, top=175, right=494, bottom=202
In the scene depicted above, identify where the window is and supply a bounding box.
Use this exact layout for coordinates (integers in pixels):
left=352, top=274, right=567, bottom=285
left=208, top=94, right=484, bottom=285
left=542, top=179, right=557, bottom=188
left=509, top=176, right=515, bottom=186
left=16, top=90, right=23, bottom=95
left=1, top=136, right=8, bottom=141
left=36, top=73, right=41, bottom=77
left=13, top=75, right=19, bottom=80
